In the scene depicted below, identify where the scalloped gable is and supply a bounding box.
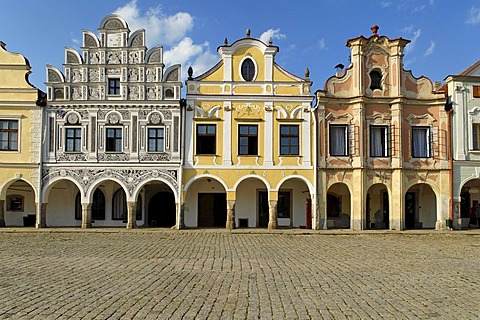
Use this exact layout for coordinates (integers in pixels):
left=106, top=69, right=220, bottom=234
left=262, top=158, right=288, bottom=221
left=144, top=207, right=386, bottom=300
left=191, top=60, right=224, bottom=82
left=273, top=63, right=304, bottom=82
left=0, top=42, right=36, bottom=89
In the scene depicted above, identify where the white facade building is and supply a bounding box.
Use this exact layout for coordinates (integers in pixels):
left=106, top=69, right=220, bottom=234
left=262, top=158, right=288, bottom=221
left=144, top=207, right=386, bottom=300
left=42, top=15, right=183, bottom=228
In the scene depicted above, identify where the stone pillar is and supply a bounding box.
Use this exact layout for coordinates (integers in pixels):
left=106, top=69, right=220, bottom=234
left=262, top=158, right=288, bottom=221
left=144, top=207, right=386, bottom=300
left=453, top=198, right=462, bottom=230
left=268, top=200, right=278, bottom=229
left=36, top=203, right=47, bottom=228
left=390, top=169, right=404, bottom=230
left=126, top=201, right=136, bottom=229
left=178, top=202, right=186, bottom=229
left=81, top=203, right=92, bottom=229
left=0, top=200, right=5, bottom=227
left=226, top=200, right=235, bottom=229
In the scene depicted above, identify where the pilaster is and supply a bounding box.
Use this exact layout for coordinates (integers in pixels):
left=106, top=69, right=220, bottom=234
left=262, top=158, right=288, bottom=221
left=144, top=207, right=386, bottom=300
left=36, top=203, right=47, bottom=228
left=390, top=169, right=404, bottom=230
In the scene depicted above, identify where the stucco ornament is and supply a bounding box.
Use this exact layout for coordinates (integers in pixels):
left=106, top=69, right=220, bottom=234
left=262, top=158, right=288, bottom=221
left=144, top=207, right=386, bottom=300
left=107, top=112, right=121, bottom=124
left=67, top=113, right=79, bottom=124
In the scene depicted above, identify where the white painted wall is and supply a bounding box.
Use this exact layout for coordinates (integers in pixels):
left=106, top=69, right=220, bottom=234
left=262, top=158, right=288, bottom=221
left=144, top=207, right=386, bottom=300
left=417, top=185, right=436, bottom=228
left=235, top=179, right=266, bottom=227
left=4, top=188, right=36, bottom=227
left=279, top=179, right=310, bottom=227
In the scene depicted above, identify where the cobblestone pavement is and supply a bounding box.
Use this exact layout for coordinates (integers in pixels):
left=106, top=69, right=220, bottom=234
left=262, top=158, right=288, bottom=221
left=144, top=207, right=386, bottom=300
left=0, top=229, right=479, bottom=319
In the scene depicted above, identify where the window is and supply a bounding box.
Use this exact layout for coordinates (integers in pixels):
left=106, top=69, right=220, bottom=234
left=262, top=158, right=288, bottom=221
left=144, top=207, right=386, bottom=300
left=112, top=189, right=127, bottom=221
left=65, top=128, right=82, bottom=152
left=108, top=78, right=120, bottom=95
left=75, top=190, right=106, bottom=220
left=277, top=191, right=291, bottom=219
left=7, top=195, right=23, bottom=211
left=370, top=126, right=388, bottom=157
left=148, top=128, right=165, bottom=152
left=238, top=125, right=258, bottom=155
left=0, top=120, right=18, bottom=151
left=474, top=124, right=480, bottom=150
left=241, top=58, right=255, bottom=82
left=196, top=124, right=216, bottom=155
left=370, top=70, right=382, bottom=91
left=330, top=125, right=348, bottom=156
left=106, top=128, right=122, bottom=152
left=473, top=86, right=480, bottom=98
left=411, top=126, right=431, bottom=158
left=280, top=125, right=299, bottom=155
left=164, top=88, right=174, bottom=98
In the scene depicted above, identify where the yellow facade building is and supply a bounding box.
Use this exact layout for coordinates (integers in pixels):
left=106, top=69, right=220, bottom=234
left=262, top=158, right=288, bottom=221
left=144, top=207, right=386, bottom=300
left=0, top=42, right=45, bottom=227
left=183, top=31, right=315, bottom=229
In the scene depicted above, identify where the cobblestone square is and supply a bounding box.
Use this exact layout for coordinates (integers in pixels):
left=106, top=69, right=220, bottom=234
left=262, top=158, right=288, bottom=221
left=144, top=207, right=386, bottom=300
left=0, top=229, right=479, bottom=319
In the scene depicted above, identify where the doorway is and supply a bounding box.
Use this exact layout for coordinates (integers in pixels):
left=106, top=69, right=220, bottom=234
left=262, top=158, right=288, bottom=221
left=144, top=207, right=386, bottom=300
left=148, top=192, right=176, bottom=227
left=405, top=192, right=416, bottom=229
left=198, top=193, right=226, bottom=227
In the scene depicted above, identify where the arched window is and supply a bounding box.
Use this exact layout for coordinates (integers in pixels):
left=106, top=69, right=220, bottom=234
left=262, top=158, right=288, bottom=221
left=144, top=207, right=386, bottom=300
left=92, top=189, right=106, bottom=220
left=164, top=88, right=174, bottom=98
left=136, top=195, right=142, bottom=220
left=75, top=192, right=82, bottom=220
left=112, top=188, right=127, bottom=221
left=369, top=70, right=382, bottom=91
left=241, top=58, right=255, bottom=82
left=54, top=89, right=64, bottom=100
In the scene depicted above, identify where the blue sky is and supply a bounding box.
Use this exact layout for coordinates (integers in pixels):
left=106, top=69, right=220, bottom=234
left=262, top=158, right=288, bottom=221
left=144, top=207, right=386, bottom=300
left=1, top=0, right=480, bottom=92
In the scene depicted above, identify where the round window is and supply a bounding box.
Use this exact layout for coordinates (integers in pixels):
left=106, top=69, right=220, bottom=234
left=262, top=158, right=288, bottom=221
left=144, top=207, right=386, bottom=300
left=241, top=58, right=255, bottom=82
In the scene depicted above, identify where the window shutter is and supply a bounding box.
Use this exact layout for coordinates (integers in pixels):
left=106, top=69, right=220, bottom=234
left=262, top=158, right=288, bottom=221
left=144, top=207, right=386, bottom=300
left=388, top=124, right=394, bottom=157
left=431, top=126, right=438, bottom=158
left=473, top=86, right=480, bottom=98
left=348, top=124, right=355, bottom=155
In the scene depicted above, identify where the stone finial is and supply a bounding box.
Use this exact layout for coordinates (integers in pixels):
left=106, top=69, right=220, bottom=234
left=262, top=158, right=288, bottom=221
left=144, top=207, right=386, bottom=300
left=371, top=24, right=379, bottom=36
left=305, top=68, right=310, bottom=81
left=268, top=37, right=273, bottom=45
left=187, top=66, right=193, bottom=80
left=246, top=28, right=251, bottom=38
left=224, top=38, right=228, bottom=45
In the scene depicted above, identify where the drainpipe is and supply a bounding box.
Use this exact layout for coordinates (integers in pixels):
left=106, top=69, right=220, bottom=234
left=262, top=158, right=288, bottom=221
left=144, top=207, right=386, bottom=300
left=35, top=90, right=47, bottom=228
left=445, top=101, right=453, bottom=229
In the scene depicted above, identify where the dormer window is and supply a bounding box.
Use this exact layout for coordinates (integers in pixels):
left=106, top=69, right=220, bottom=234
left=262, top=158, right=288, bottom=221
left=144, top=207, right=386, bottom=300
left=241, top=58, right=255, bottom=82
left=369, top=70, right=382, bottom=91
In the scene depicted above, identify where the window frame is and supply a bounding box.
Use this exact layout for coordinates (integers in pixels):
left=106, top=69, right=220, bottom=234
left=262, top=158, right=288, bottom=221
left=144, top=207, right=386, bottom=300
left=473, top=123, right=480, bottom=150
left=240, top=57, right=257, bottom=82
left=0, top=119, right=19, bottom=152
left=105, top=127, right=123, bottom=152
left=238, top=124, right=258, bottom=156
left=280, top=124, right=300, bottom=156
left=108, top=78, right=121, bottom=96
left=147, top=127, right=165, bottom=153
left=369, top=70, right=382, bottom=91
left=473, top=85, right=480, bottom=98
left=411, top=126, right=431, bottom=158
left=112, top=188, right=127, bottom=221
left=65, top=127, right=82, bottom=153
left=196, top=124, right=216, bottom=155
left=369, top=125, right=389, bottom=157
left=6, top=194, right=24, bottom=212
left=329, top=124, right=349, bottom=156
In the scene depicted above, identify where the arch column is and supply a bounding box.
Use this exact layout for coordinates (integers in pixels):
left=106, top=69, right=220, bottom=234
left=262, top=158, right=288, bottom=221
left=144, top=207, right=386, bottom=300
left=126, top=201, right=137, bottom=229
left=177, top=202, right=185, bottom=229
left=226, top=191, right=235, bottom=229
left=0, top=200, right=5, bottom=227
left=453, top=197, right=462, bottom=230
left=36, top=203, right=47, bottom=228
left=82, top=203, right=92, bottom=229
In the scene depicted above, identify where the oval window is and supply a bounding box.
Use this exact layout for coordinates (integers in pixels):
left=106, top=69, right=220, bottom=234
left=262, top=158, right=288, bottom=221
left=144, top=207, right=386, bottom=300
left=369, top=70, right=382, bottom=90
left=241, top=58, right=255, bottom=82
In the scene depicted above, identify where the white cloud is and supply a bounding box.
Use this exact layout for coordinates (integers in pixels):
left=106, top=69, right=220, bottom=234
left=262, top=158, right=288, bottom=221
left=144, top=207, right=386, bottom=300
left=259, top=28, right=286, bottom=45
left=114, top=0, right=193, bottom=46
left=381, top=1, right=392, bottom=8
left=405, top=28, right=421, bottom=53
left=466, top=7, right=480, bottom=24
left=317, top=38, right=326, bottom=50
left=424, top=41, right=435, bottom=56
left=164, top=37, right=218, bottom=80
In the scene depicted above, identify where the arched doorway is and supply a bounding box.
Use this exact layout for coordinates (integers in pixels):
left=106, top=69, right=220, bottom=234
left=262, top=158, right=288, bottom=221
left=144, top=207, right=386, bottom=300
left=366, top=183, right=389, bottom=229
left=184, top=177, right=227, bottom=228
left=276, top=178, right=312, bottom=228
left=459, top=179, right=480, bottom=228
left=44, top=179, right=81, bottom=227
left=326, top=183, right=351, bottom=229
left=235, top=177, right=269, bottom=228
left=2, top=180, right=36, bottom=227
left=148, top=192, right=175, bottom=227
left=405, top=184, right=436, bottom=229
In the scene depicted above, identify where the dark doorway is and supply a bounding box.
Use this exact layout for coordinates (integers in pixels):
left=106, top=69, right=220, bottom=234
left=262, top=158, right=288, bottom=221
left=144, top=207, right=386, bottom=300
left=148, top=192, right=176, bottom=227
left=258, top=191, right=269, bottom=227
left=382, top=191, right=389, bottom=229
left=405, top=192, right=416, bottom=229
left=198, top=193, right=226, bottom=227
